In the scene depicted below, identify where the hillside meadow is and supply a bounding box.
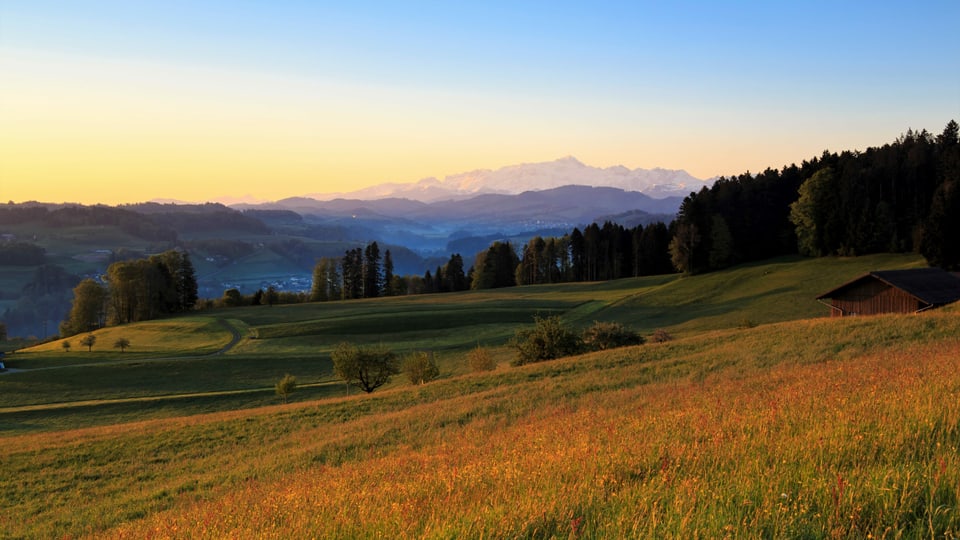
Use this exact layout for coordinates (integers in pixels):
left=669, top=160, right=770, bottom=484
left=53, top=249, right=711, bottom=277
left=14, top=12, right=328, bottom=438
left=2, top=253, right=925, bottom=431
left=2, top=253, right=957, bottom=538
left=2, top=311, right=958, bottom=538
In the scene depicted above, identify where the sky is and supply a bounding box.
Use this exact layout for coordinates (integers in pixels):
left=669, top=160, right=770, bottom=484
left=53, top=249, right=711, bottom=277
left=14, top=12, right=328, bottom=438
left=2, top=1, right=959, bottom=205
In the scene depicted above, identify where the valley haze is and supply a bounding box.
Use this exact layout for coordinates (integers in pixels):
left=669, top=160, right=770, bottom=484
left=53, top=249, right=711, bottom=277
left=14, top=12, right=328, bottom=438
left=0, top=158, right=692, bottom=337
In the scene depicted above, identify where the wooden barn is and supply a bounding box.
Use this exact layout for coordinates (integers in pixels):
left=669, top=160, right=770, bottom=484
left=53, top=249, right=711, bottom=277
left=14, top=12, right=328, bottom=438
left=816, top=268, right=960, bottom=317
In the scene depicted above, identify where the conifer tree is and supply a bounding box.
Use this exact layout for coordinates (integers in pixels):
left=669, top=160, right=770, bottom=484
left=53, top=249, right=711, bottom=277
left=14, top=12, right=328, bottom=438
left=383, top=250, right=395, bottom=296
left=363, top=242, right=381, bottom=298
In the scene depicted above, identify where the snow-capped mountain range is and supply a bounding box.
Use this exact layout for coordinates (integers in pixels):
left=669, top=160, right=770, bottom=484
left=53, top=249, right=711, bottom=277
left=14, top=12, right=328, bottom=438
left=305, top=156, right=708, bottom=203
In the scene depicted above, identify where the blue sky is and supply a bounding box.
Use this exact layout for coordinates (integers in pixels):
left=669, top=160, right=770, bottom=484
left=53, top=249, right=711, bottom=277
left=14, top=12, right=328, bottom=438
left=2, top=1, right=958, bottom=203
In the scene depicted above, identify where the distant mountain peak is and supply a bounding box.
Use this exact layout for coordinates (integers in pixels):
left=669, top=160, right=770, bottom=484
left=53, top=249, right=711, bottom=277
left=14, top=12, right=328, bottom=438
left=555, top=155, right=586, bottom=165
left=303, top=157, right=709, bottom=203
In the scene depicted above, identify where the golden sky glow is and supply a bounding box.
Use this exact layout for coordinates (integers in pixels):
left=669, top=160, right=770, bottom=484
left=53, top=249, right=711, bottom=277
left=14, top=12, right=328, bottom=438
left=2, top=3, right=958, bottom=205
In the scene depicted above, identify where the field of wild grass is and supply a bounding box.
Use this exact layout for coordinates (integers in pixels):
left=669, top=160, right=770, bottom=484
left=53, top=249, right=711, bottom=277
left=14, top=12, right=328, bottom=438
left=2, top=310, right=957, bottom=538
left=117, top=342, right=960, bottom=539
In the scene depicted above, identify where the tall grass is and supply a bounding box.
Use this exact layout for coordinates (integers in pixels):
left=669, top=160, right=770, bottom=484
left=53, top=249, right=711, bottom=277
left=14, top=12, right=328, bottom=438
left=1, top=311, right=957, bottom=538
left=107, top=339, right=960, bottom=539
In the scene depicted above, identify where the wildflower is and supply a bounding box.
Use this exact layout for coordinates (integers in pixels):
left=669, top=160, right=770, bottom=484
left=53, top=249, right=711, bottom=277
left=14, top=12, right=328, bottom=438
left=570, top=516, right=584, bottom=537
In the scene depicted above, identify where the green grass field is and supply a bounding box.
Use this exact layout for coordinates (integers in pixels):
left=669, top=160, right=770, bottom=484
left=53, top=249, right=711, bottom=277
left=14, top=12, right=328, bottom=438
left=1, top=253, right=925, bottom=432
left=2, top=252, right=957, bottom=538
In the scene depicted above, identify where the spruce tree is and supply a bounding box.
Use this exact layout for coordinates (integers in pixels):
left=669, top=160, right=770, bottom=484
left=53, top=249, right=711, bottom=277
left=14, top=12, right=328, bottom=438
left=363, top=241, right=381, bottom=298
left=383, top=250, right=394, bottom=296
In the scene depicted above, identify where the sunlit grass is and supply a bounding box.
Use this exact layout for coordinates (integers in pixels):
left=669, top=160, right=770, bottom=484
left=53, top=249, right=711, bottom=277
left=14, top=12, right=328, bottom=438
left=109, top=336, right=960, bottom=539
left=1, top=311, right=957, bottom=538
left=17, top=317, right=233, bottom=360
left=0, top=253, right=934, bottom=433
left=0, top=252, right=948, bottom=537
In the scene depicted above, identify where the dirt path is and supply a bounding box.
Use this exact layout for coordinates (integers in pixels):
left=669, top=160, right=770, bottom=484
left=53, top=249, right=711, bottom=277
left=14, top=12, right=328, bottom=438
left=0, top=380, right=338, bottom=415
left=214, top=318, right=244, bottom=355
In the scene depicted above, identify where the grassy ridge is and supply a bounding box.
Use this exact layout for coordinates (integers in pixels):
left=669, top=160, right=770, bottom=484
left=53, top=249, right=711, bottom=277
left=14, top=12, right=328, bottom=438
left=1, top=252, right=948, bottom=537
left=116, top=342, right=960, bottom=539
left=1, top=311, right=957, bottom=538
left=0, top=253, right=925, bottom=434
left=22, top=317, right=233, bottom=359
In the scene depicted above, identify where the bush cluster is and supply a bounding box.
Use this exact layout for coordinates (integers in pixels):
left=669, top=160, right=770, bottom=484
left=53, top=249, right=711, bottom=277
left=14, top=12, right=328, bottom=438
left=331, top=319, right=656, bottom=391
left=582, top=321, right=645, bottom=351
left=403, top=351, right=440, bottom=385
left=511, top=317, right=645, bottom=366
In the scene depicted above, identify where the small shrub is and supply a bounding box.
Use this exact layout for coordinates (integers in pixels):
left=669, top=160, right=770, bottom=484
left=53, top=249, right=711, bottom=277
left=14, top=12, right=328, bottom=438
left=650, top=329, right=673, bottom=343
left=275, top=373, right=297, bottom=403
left=511, top=315, right=583, bottom=366
left=467, top=345, right=497, bottom=372
left=403, top=351, right=440, bottom=385
left=582, top=321, right=645, bottom=351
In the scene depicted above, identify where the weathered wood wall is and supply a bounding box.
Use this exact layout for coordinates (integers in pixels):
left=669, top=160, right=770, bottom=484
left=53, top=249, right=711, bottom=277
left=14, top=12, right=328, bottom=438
left=829, top=280, right=922, bottom=316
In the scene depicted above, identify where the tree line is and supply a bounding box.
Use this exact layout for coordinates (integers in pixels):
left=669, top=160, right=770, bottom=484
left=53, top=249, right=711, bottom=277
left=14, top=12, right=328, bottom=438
left=669, top=120, right=960, bottom=273
left=308, top=222, right=673, bottom=303
left=0, top=204, right=177, bottom=242
left=437, top=120, right=960, bottom=290
left=310, top=242, right=473, bottom=302
left=309, top=121, right=955, bottom=304
left=463, top=221, right=674, bottom=290
left=0, top=202, right=273, bottom=245
left=60, top=250, right=198, bottom=336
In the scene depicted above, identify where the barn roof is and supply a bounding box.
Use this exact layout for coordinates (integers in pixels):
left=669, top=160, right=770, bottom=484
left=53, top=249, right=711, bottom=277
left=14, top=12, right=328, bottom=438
left=816, top=268, right=960, bottom=306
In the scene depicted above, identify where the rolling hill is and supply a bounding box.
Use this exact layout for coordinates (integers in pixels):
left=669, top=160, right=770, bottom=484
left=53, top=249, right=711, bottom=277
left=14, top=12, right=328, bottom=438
left=1, top=252, right=927, bottom=426
left=0, top=184, right=681, bottom=338
left=0, top=254, right=957, bottom=538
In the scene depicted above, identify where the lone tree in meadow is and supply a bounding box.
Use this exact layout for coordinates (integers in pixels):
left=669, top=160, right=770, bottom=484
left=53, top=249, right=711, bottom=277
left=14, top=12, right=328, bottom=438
left=403, top=351, right=440, bottom=385
left=331, top=342, right=399, bottom=393
left=275, top=373, right=297, bottom=403
left=61, top=340, right=71, bottom=353
left=113, top=337, right=131, bottom=352
left=79, top=334, right=97, bottom=352
left=511, top=315, right=583, bottom=366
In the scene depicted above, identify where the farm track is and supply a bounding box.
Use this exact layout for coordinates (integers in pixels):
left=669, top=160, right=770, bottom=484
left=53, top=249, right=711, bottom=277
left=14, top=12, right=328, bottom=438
left=213, top=317, right=243, bottom=354
left=0, top=379, right=338, bottom=415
